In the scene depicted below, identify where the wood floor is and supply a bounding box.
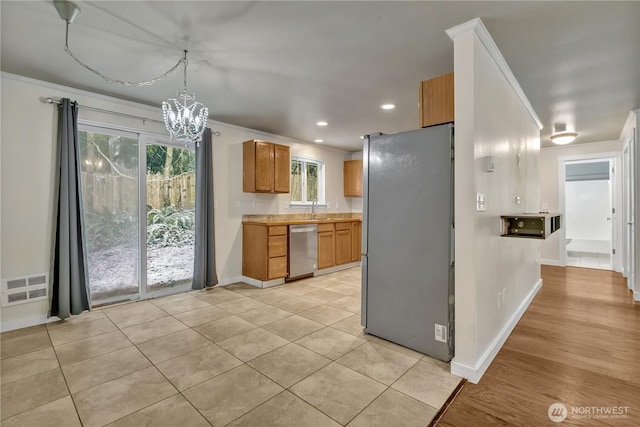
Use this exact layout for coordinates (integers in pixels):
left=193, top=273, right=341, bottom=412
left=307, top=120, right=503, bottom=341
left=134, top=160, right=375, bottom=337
left=437, top=266, right=640, bottom=426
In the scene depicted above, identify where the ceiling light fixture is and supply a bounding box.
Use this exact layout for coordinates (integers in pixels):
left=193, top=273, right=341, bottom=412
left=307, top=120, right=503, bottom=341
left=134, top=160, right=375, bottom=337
left=550, top=124, right=577, bottom=145
left=380, top=104, right=396, bottom=110
left=314, top=139, right=324, bottom=143
left=162, top=51, right=208, bottom=144
left=316, top=121, right=328, bottom=126
left=53, top=0, right=207, bottom=144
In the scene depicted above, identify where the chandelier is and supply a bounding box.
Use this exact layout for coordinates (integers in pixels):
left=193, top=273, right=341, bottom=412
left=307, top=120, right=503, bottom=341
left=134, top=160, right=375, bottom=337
left=53, top=1, right=208, bottom=144
left=162, top=51, right=208, bottom=144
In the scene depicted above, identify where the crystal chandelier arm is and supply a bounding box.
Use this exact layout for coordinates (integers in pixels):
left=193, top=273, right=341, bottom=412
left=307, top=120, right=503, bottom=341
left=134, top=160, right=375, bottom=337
left=63, top=21, right=184, bottom=87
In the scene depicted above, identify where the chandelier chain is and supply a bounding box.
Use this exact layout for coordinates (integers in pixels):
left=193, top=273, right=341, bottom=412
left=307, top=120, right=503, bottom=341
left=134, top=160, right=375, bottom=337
left=63, top=21, right=184, bottom=87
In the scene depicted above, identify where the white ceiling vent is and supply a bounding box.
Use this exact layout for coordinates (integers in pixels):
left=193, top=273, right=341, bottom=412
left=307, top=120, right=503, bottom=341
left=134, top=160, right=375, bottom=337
left=1, top=273, right=49, bottom=307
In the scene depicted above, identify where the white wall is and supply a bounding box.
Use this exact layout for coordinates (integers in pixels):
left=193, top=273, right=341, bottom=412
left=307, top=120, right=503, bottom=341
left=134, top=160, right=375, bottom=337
left=539, top=140, right=623, bottom=267
left=0, top=73, right=352, bottom=331
left=448, top=19, right=542, bottom=383
left=619, top=109, right=640, bottom=300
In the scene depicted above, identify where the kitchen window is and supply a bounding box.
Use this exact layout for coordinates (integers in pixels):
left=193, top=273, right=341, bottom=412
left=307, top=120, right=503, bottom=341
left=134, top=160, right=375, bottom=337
left=290, top=156, right=325, bottom=205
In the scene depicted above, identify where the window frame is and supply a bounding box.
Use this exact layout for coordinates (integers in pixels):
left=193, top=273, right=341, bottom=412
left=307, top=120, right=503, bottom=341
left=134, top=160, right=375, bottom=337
left=290, top=155, right=326, bottom=206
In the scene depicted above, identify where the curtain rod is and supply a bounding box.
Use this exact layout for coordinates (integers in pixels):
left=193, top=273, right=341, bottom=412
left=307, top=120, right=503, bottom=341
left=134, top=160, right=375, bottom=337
left=42, top=96, right=221, bottom=135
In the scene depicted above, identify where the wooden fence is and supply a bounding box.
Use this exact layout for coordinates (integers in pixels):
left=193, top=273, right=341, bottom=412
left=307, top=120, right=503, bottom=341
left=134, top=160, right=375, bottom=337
left=81, top=171, right=196, bottom=213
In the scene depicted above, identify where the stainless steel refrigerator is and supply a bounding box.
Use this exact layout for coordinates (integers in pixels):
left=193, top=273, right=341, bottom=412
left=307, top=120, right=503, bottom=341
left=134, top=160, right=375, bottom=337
left=361, top=124, right=454, bottom=362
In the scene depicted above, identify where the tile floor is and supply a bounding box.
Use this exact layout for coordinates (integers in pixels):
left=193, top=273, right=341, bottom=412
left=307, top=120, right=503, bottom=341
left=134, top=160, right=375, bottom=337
left=0, top=267, right=461, bottom=427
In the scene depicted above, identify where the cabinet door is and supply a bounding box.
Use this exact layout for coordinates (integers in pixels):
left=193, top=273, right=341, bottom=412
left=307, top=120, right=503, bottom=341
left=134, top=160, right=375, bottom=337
left=255, top=141, right=274, bottom=192
left=419, top=72, right=454, bottom=128
left=343, top=160, right=363, bottom=197
left=351, top=222, right=362, bottom=262
left=274, top=144, right=290, bottom=193
left=335, top=229, right=352, bottom=265
left=268, top=256, right=287, bottom=279
left=317, top=231, right=335, bottom=269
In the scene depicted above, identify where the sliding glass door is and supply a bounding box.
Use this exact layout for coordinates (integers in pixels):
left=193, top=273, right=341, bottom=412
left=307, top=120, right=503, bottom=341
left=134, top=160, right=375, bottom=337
left=142, top=136, right=196, bottom=294
left=79, top=126, right=140, bottom=303
left=79, top=126, right=195, bottom=304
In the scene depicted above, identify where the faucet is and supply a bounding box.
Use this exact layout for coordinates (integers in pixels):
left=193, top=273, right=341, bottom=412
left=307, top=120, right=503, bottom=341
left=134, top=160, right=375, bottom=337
left=311, top=199, right=318, bottom=219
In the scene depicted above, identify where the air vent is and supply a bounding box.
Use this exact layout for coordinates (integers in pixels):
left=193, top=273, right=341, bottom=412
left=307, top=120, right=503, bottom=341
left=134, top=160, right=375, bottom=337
left=2, top=273, right=48, bottom=307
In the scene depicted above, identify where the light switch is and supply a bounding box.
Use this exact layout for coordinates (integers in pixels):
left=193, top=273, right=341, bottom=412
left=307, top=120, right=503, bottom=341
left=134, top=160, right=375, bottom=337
left=515, top=196, right=521, bottom=204
left=476, top=193, right=486, bottom=212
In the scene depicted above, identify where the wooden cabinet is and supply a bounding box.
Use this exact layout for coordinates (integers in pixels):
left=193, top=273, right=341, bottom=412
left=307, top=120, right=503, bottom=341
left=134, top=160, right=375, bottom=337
left=242, top=224, right=288, bottom=280
left=317, top=223, right=335, bottom=269
left=274, top=144, right=290, bottom=193
left=351, top=221, right=361, bottom=262
left=243, top=140, right=290, bottom=193
left=419, top=72, right=454, bottom=128
left=335, top=222, right=352, bottom=265
left=343, top=160, right=363, bottom=197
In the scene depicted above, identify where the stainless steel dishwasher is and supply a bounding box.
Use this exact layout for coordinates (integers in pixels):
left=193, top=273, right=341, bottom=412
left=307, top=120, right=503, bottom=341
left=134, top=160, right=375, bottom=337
left=288, top=224, right=318, bottom=280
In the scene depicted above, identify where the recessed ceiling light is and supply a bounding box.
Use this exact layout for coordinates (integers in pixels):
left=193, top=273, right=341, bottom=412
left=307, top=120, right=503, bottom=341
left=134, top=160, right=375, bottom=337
left=314, top=139, right=324, bottom=143
left=316, top=121, right=328, bottom=126
left=380, top=104, right=396, bottom=110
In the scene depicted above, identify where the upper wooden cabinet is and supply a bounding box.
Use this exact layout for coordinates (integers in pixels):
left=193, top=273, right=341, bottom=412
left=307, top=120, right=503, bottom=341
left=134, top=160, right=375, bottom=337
left=243, top=140, right=290, bottom=193
left=419, top=72, right=454, bottom=128
left=343, top=160, right=363, bottom=198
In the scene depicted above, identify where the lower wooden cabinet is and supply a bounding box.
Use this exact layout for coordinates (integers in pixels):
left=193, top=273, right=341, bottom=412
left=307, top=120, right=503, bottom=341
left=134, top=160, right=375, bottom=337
left=335, top=223, right=352, bottom=266
left=351, top=221, right=362, bottom=262
left=242, top=224, right=288, bottom=280
left=317, top=223, right=335, bottom=269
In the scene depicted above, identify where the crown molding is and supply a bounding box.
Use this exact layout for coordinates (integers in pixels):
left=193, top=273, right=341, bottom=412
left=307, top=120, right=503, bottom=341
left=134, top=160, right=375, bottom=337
left=446, top=18, right=543, bottom=130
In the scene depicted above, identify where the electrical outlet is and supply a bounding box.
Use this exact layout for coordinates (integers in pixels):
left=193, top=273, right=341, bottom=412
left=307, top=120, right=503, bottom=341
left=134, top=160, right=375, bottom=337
left=502, top=288, right=506, bottom=305
left=235, top=201, right=240, bottom=208
left=283, top=201, right=289, bottom=209
left=335, top=202, right=339, bottom=209
left=434, top=324, right=447, bottom=343
left=252, top=201, right=256, bottom=208
left=541, top=202, right=549, bottom=210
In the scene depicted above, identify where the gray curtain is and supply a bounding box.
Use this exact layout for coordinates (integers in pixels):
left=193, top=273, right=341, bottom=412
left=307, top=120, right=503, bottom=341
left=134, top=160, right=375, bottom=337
left=49, top=98, right=91, bottom=319
left=192, top=128, right=218, bottom=289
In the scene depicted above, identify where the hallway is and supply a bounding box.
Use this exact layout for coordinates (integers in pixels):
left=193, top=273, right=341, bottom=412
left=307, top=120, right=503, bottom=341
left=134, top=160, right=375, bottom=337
left=437, top=266, right=639, bottom=426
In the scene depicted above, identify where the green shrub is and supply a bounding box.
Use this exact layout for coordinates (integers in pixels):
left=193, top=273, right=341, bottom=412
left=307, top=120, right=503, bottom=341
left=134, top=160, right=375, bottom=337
left=146, top=206, right=195, bottom=247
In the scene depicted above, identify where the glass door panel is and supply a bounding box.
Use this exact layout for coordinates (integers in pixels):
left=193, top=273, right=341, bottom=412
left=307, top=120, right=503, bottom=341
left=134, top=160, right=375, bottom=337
left=145, top=142, right=196, bottom=294
left=79, top=127, right=140, bottom=303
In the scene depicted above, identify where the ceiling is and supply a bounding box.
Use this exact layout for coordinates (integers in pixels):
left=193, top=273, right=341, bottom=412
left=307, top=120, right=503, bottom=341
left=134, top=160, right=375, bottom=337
left=1, top=1, right=638, bottom=151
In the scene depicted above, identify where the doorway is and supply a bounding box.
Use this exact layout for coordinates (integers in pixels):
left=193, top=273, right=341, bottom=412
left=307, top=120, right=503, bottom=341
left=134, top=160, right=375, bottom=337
left=78, top=125, right=195, bottom=304
left=564, top=159, right=613, bottom=270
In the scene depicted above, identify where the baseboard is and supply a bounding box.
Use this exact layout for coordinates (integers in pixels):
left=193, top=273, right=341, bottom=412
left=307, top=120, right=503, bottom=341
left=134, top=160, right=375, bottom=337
left=240, top=276, right=285, bottom=289
left=216, top=276, right=244, bottom=287
left=451, top=278, right=543, bottom=383
left=540, top=259, right=564, bottom=267
left=0, top=314, right=61, bottom=333
left=315, top=262, right=361, bottom=276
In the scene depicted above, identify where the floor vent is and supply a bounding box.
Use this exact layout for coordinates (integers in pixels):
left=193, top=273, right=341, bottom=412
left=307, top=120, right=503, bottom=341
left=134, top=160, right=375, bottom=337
left=1, top=273, right=48, bottom=307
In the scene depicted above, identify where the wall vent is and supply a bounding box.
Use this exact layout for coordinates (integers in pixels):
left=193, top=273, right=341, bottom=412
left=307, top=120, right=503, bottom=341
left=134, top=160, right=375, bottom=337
left=1, top=273, right=48, bottom=307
